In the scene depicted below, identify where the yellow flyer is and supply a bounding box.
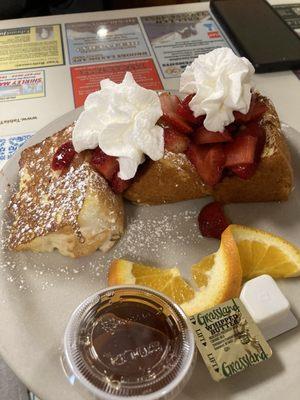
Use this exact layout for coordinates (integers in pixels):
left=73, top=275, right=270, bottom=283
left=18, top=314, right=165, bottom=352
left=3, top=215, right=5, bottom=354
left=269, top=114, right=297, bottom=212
left=0, top=25, right=64, bottom=71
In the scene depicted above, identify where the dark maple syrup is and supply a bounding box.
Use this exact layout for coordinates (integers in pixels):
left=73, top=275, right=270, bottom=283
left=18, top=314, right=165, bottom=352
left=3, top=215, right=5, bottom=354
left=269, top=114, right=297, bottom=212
left=82, top=301, right=181, bottom=382
left=63, top=287, right=195, bottom=399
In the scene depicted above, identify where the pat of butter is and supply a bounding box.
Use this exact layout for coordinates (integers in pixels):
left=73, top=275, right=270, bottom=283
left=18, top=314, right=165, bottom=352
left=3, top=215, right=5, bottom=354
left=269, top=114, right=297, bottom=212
left=240, top=275, right=298, bottom=340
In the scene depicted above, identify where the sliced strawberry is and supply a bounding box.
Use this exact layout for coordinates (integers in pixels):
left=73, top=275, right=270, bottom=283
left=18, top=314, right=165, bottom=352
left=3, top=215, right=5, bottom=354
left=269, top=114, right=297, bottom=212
left=169, top=93, right=181, bottom=109
left=159, top=92, right=170, bottom=109
left=176, top=102, right=197, bottom=124
left=185, top=143, right=226, bottom=186
left=242, top=122, right=266, bottom=161
left=110, top=174, right=132, bottom=194
left=228, top=123, right=266, bottom=179
left=159, top=92, right=193, bottom=134
left=181, top=94, right=206, bottom=126
left=182, top=93, right=195, bottom=107
left=52, top=141, right=76, bottom=170
left=224, top=134, right=257, bottom=167
left=163, top=113, right=193, bottom=133
left=230, top=164, right=257, bottom=180
left=226, top=122, right=239, bottom=134
left=185, top=143, right=201, bottom=169
left=233, top=94, right=267, bottom=123
left=203, top=145, right=226, bottom=186
left=90, top=148, right=119, bottom=181
left=193, top=126, right=233, bottom=145
left=195, top=115, right=206, bottom=126
left=198, top=201, right=231, bottom=239
left=164, top=128, right=190, bottom=153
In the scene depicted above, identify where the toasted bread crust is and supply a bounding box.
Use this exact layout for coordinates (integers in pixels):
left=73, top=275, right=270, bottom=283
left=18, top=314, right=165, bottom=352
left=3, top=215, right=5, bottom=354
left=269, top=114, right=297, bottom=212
left=124, top=94, right=293, bottom=204
left=124, top=152, right=210, bottom=204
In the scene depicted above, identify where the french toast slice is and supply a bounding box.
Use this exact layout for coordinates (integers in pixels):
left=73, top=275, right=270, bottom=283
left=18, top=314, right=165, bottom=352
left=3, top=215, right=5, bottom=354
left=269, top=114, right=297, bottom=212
left=8, top=126, right=124, bottom=258
left=124, top=95, right=293, bottom=204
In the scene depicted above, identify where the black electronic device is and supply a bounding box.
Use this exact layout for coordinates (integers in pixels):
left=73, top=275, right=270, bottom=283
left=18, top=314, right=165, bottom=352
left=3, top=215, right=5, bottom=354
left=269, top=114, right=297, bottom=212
left=210, top=0, right=300, bottom=72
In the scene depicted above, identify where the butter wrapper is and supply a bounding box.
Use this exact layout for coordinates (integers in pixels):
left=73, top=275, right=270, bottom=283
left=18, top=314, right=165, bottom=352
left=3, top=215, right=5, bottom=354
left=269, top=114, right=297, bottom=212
left=189, top=298, right=272, bottom=381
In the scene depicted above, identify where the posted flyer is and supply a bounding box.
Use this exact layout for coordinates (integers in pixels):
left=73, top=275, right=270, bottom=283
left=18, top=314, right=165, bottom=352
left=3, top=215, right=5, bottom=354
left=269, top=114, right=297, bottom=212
left=141, top=12, right=227, bottom=79
left=71, top=59, right=163, bottom=107
left=0, top=25, right=64, bottom=72
left=0, top=64, right=74, bottom=137
left=65, top=18, right=150, bottom=65
left=0, top=70, right=45, bottom=102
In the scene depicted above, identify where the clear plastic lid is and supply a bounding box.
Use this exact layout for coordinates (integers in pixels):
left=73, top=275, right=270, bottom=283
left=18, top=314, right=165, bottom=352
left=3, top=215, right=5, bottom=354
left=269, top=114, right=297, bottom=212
left=62, top=285, right=196, bottom=400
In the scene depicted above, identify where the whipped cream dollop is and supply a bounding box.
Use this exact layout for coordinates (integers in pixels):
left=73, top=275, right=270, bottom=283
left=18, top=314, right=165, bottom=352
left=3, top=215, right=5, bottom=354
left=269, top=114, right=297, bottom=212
left=72, top=72, right=164, bottom=180
left=179, top=48, right=255, bottom=132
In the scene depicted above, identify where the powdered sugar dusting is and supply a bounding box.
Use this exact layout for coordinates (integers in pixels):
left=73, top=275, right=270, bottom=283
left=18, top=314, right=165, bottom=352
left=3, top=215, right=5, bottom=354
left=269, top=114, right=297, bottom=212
left=1, top=186, right=217, bottom=293
left=114, top=207, right=200, bottom=264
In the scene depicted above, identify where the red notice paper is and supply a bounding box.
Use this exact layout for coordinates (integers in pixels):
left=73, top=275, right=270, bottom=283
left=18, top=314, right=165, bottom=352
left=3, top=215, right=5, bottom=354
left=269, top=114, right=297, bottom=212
left=71, top=59, right=163, bottom=107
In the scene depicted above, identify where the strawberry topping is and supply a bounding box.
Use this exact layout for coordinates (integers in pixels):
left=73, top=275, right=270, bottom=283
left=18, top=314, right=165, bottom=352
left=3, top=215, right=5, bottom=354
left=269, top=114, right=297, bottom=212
left=176, top=102, right=198, bottom=124
left=224, top=134, right=258, bottom=167
left=193, top=126, right=233, bottom=145
left=228, top=122, right=266, bottom=179
left=182, top=93, right=195, bottom=107
left=242, top=122, right=266, bottom=161
left=54, top=93, right=267, bottom=193
left=185, top=143, right=226, bottom=186
left=90, top=148, right=119, bottom=181
left=164, top=128, right=190, bottom=153
left=52, top=141, right=76, bottom=170
left=198, top=201, right=231, bottom=239
left=233, top=94, right=267, bottom=123
left=159, top=92, right=267, bottom=187
left=177, top=93, right=205, bottom=125
left=226, top=123, right=239, bottom=134
left=89, top=148, right=133, bottom=193
left=159, top=92, right=193, bottom=134
left=230, top=164, right=257, bottom=180
left=110, top=173, right=132, bottom=194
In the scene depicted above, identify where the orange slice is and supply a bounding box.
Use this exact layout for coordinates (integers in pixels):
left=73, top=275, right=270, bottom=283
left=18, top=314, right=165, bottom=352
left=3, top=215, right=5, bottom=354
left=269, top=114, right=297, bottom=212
left=228, top=224, right=300, bottom=279
left=181, top=226, right=242, bottom=315
left=108, top=261, right=195, bottom=305
left=108, top=226, right=242, bottom=316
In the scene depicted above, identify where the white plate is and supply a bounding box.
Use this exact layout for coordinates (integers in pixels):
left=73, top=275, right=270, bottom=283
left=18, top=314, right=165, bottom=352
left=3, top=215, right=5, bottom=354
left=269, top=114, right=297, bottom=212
left=0, top=110, right=300, bottom=400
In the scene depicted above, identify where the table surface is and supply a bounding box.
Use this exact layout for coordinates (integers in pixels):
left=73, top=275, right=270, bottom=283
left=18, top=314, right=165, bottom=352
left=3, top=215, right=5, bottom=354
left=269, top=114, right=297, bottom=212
left=0, top=1, right=300, bottom=399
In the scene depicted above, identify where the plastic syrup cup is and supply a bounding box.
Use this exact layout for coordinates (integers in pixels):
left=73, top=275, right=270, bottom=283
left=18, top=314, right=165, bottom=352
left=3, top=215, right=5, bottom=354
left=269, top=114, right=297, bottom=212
left=62, top=285, right=196, bottom=400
